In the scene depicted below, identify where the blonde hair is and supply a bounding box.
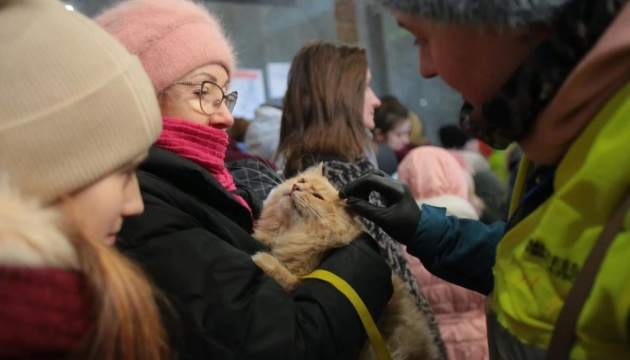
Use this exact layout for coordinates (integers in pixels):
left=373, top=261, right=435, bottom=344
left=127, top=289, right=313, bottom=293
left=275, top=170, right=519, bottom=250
left=0, top=176, right=171, bottom=359
left=55, top=192, right=172, bottom=360
left=70, top=232, right=171, bottom=360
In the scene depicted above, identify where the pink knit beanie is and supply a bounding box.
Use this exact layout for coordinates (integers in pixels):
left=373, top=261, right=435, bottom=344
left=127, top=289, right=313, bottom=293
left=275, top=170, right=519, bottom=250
left=96, top=0, right=236, bottom=95
left=397, top=146, right=469, bottom=200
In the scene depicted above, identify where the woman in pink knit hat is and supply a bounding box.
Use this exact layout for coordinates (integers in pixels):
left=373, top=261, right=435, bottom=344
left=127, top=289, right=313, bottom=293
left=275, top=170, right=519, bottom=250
left=96, top=1, right=394, bottom=359
left=397, top=146, right=489, bottom=360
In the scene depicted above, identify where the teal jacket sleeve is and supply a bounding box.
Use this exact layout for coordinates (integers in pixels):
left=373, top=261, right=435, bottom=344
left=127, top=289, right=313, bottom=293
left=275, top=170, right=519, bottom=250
left=405, top=205, right=506, bottom=295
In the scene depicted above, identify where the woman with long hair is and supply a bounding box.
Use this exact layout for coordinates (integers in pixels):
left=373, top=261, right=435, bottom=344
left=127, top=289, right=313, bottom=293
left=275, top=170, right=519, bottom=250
left=278, top=40, right=447, bottom=359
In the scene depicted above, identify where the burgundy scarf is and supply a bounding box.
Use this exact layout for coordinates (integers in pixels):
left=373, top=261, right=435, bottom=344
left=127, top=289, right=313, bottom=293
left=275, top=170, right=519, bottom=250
left=156, top=116, right=251, bottom=214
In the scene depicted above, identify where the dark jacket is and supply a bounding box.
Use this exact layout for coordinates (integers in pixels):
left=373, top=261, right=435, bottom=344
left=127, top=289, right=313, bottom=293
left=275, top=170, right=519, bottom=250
left=375, top=143, right=399, bottom=176
left=118, top=147, right=393, bottom=360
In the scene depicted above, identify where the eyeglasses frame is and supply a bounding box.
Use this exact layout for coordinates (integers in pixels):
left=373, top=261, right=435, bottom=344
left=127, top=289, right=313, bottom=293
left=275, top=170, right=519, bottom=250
left=172, top=80, right=238, bottom=115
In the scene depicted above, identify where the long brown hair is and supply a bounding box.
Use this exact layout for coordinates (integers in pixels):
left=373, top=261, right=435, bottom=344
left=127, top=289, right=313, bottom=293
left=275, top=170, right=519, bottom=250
left=278, top=41, right=369, bottom=177
left=68, top=230, right=171, bottom=360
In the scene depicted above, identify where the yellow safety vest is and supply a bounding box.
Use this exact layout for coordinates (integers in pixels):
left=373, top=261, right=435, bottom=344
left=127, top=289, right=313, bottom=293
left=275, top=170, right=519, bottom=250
left=491, top=81, right=630, bottom=359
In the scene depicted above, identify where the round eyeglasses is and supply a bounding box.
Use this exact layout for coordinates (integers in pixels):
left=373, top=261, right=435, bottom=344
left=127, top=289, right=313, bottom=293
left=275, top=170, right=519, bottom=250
left=173, top=81, right=238, bottom=115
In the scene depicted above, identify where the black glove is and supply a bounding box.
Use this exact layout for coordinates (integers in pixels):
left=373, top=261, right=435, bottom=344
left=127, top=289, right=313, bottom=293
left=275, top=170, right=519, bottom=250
left=339, top=170, right=421, bottom=245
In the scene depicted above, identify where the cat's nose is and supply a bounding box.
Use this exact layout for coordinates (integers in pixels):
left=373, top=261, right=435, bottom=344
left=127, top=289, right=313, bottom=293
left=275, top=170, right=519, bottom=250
left=292, top=184, right=300, bottom=192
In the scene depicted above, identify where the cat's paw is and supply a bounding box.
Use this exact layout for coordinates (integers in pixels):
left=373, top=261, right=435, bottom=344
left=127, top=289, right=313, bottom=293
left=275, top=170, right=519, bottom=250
left=252, top=252, right=299, bottom=292
left=253, top=230, right=273, bottom=248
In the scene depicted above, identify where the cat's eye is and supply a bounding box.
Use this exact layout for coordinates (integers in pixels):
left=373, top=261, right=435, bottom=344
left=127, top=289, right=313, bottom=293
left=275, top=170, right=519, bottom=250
left=297, top=178, right=306, bottom=184
left=312, top=193, right=324, bottom=200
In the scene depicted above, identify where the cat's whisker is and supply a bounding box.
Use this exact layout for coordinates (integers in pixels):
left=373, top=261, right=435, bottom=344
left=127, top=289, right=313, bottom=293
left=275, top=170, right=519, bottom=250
left=234, top=177, right=277, bottom=189
left=241, top=148, right=284, bottom=182
left=240, top=179, right=275, bottom=197
left=228, top=165, right=283, bottom=188
left=297, top=145, right=318, bottom=170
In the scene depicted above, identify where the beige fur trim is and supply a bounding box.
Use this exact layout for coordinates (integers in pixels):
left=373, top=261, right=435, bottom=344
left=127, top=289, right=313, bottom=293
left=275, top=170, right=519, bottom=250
left=0, top=175, right=80, bottom=269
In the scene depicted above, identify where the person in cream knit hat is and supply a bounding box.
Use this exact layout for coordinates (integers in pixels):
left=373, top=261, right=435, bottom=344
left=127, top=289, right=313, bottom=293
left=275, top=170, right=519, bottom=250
left=0, top=0, right=167, bottom=357
left=0, top=3, right=162, bottom=203
left=96, top=1, right=395, bottom=359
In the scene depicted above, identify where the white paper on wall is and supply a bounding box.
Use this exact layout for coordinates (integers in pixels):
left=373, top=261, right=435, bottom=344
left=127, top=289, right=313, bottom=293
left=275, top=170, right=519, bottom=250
left=266, top=62, right=291, bottom=100
left=231, top=68, right=267, bottom=120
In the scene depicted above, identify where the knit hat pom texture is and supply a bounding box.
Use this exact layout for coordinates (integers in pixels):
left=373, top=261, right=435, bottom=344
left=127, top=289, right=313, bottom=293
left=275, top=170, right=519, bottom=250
left=96, top=0, right=236, bottom=94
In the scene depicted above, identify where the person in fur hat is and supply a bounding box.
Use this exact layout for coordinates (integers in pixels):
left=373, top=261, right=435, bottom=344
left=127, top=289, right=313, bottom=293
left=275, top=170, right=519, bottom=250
left=96, top=1, right=394, bottom=359
left=341, top=0, right=630, bottom=358
left=0, top=0, right=169, bottom=358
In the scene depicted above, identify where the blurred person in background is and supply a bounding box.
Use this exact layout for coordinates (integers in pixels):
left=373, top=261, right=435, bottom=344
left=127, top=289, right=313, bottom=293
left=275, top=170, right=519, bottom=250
left=373, top=95, right=413, bottom=174
left=397, top=146, right=489, bottom=360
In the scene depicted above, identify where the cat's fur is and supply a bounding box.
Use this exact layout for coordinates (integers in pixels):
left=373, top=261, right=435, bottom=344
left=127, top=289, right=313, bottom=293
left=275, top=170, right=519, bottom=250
left=252, top=164, right=438, bottom=360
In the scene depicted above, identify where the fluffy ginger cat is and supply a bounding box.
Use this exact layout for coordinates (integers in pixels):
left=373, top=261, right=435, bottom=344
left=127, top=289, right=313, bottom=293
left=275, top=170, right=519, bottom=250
left=252, top=164, right=438, bottom=360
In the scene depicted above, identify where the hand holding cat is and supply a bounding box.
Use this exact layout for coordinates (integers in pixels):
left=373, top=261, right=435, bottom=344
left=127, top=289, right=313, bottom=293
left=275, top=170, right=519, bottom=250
left=339, top=170, right=421, bottom=245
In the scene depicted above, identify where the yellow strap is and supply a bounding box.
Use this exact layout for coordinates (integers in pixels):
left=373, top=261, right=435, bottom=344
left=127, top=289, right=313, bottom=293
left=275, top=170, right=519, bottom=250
left=300, top=269, right=392, bottom=360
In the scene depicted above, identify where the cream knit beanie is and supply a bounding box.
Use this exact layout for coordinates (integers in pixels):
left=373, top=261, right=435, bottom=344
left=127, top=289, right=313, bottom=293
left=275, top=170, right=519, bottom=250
left=0, top=0, right=162, bottom=201
left=96, top=0, right=236, bottom=95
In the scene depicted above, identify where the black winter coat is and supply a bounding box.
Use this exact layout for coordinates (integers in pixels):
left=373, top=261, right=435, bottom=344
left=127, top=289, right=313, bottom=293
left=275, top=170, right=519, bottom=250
left=118, top=147, right=393, bottom=360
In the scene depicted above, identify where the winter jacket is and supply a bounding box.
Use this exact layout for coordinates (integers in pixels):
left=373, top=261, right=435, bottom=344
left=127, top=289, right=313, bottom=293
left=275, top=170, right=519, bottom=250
left=375, top=143, right=399, bottom=175
left=473, top=169, right=507, bottom=224
left=244, top=104, right=282, bottom=166
left=0, top=180, right=90, bottom=358
left=406, top=195, right=488, bottom=360
left=320, top=156, right=448, bottom=360
left=406, top=3, right=630, bottom=358
left=117, top=147, right=394, bottom=360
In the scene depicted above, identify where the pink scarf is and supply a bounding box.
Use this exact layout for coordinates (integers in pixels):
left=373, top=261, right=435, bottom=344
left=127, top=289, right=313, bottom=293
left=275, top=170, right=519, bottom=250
left=156, top=116, right=251, bottom=214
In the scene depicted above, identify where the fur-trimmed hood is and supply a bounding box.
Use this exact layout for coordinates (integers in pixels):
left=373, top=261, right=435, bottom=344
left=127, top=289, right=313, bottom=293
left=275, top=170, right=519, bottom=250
left=0, top=176, right=79, bottom=269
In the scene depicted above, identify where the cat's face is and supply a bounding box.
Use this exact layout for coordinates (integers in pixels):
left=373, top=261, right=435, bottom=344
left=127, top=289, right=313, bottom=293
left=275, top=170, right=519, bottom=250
left=258, top=164, right=352, bottom=232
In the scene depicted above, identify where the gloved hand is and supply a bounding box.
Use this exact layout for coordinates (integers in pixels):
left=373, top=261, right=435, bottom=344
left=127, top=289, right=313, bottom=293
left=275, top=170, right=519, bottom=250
left=339, top=170, right=421, bottom=245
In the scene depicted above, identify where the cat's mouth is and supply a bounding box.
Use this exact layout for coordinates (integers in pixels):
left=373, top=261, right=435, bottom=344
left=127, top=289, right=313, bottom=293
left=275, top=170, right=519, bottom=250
left=282, top=190, right=297, bottom=206
left=286, top=191, right=305, bottom=213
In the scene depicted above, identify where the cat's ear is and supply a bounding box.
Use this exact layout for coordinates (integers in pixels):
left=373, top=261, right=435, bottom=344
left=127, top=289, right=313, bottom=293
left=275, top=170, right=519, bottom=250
left=315, top=162, right=324, bottom=175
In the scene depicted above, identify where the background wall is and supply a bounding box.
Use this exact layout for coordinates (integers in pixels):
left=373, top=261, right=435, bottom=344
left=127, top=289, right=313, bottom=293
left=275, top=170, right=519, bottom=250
left=68, top=0, right=461, bottom=144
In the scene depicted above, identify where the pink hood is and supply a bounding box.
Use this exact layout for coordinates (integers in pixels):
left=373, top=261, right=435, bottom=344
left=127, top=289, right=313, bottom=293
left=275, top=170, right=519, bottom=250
left=397, top=146, right=469, bottom=200
left=401, top=175, right=489, bottom=359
